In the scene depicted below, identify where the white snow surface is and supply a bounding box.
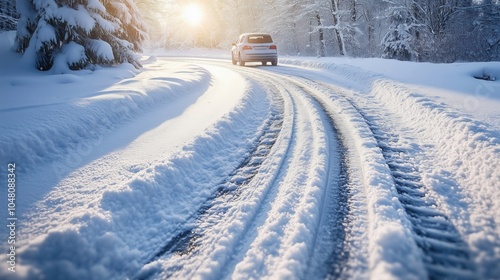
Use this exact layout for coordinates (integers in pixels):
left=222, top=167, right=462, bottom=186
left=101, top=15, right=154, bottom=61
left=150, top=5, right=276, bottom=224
left=87, top=39, right=114, bottom=62
left=1, top=33, right=499, bottom=279
left=278, top=56, right=500, bottom=129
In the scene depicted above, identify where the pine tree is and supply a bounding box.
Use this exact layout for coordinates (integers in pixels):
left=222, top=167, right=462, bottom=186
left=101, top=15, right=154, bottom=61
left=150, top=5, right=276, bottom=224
left=382, top=6, right=416, bottom=61
left=0, top=0, right=19, bottom=30
left=477, top=0, right=500, bottom=61
left=14, top=0, right=147, bottom=71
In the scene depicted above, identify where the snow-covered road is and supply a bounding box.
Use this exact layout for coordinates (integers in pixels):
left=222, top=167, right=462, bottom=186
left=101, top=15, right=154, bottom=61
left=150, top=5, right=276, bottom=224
left=1, top=54, right=499, bottom=279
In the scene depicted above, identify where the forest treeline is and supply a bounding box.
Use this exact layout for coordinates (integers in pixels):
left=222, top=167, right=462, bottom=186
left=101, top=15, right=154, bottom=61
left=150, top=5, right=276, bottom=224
left=150, top=0, right=499, bottom=63
left=1, top=0, right=498, bottom=71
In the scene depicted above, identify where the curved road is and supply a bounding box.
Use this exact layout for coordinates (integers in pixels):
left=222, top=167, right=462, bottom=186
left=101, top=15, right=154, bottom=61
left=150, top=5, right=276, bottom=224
left=136, top=58, right=478, bottom=280
left=4, top=57, right=496, bottom=280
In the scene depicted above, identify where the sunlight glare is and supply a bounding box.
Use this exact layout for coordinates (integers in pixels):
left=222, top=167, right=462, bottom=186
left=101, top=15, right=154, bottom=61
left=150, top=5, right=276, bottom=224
left=183, top=4, right=204, bottom=26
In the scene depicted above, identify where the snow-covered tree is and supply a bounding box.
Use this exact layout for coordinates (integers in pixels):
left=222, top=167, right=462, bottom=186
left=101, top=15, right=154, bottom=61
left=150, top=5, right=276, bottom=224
left=0, top=0, right=18, bottom=30
left=382, top=5, right=416, bottom=61
left=474, top=0, right=500, bottom=61
left=134, top=0, right=167, bottom=47
left=329, top=0, right=347, bottom=56
left=14, top=0, right=147, bottom=71
left=135, top=0, right=497, bottom=62
left=255, top=0, right=304, bottom=54
left=297, top=0, right=325, bottom=57
left=356, top=1, right=391, bottom=57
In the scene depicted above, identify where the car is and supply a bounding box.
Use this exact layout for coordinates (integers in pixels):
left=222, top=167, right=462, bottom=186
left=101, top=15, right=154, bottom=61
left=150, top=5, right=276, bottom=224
left=231, top=33, right=278, bottom=66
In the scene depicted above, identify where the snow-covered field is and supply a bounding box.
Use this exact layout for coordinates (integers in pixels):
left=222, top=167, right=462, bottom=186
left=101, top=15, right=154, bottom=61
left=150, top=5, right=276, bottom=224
left=1, top=30, right=499, bottom=279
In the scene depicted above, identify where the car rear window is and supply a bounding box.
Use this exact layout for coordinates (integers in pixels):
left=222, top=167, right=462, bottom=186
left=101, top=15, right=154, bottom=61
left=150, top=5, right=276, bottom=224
left=248, top=35, right=273, bottom=43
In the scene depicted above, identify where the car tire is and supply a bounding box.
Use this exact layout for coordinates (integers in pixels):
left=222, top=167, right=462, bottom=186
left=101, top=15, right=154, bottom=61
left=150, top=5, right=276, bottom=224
left=232, top=54, right=237, bottom=65
left=262, top=61, right=267, bottom=66
left=238, top=53, right=245, bottom=66
left=271, top=59, right=278, bottom=66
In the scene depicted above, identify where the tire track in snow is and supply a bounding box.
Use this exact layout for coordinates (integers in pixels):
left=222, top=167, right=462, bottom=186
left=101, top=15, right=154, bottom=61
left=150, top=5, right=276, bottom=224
left=145, top=60, right=464, bottom=279
left=143, top=71, right=297, bottom=279
left=302, top=98, right=360, bottom=280
left=177, top=61, right=373, bottom=279
left=350, top=101, right=478, bottom=279
left=216, top=69, right=369, bottom=279
left=274, top=70, right=477, bottom=279
left=275, top=78, right=368, bottom=280
left=141, top=65, right=357, bottom=279
left=151, top=99, right=284, bottom=260
left=304, top=74, right=478, bottom=279
left=221, top=72, right=348, bottom=280
left=135, top=82, right=286, bottom=279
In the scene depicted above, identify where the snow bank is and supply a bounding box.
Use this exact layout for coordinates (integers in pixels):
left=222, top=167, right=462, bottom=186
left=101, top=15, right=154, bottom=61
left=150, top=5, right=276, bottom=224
left=371, top=80, right=500, bottom=278
left=9, top=86, right=270, bottom=279
left=0, top=64, right=210, bottom=178
left=279, top=56, right=500, bottom=129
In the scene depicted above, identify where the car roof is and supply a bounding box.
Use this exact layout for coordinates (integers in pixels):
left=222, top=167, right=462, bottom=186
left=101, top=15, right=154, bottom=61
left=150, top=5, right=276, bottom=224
left=241, top=33, right=272, bottom=37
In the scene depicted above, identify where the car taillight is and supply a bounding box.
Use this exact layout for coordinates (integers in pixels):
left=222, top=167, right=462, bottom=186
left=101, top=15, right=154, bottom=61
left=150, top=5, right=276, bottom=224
left=269, top=45, right=277, bottom=50
left=242, top=45, right=252, bottom=50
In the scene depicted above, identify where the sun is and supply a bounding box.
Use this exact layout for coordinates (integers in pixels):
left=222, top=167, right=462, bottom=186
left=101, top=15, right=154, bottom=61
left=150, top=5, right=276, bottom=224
left=183, top=4, right=204, bottom=26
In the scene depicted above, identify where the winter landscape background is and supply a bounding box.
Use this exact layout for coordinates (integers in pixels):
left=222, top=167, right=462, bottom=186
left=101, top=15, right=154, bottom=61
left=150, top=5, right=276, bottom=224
left=1, top=0, right=500, bottom=70
left=0, top=0, right=499, bottom=280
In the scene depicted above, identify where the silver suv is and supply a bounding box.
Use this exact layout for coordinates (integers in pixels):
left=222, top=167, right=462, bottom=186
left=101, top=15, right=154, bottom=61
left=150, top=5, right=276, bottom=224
left=231, top=33, right=278, bottom=66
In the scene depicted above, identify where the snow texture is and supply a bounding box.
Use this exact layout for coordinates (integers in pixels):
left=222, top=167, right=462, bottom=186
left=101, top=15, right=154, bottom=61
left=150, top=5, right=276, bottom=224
left=0, top=39, right=499, bottom=279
